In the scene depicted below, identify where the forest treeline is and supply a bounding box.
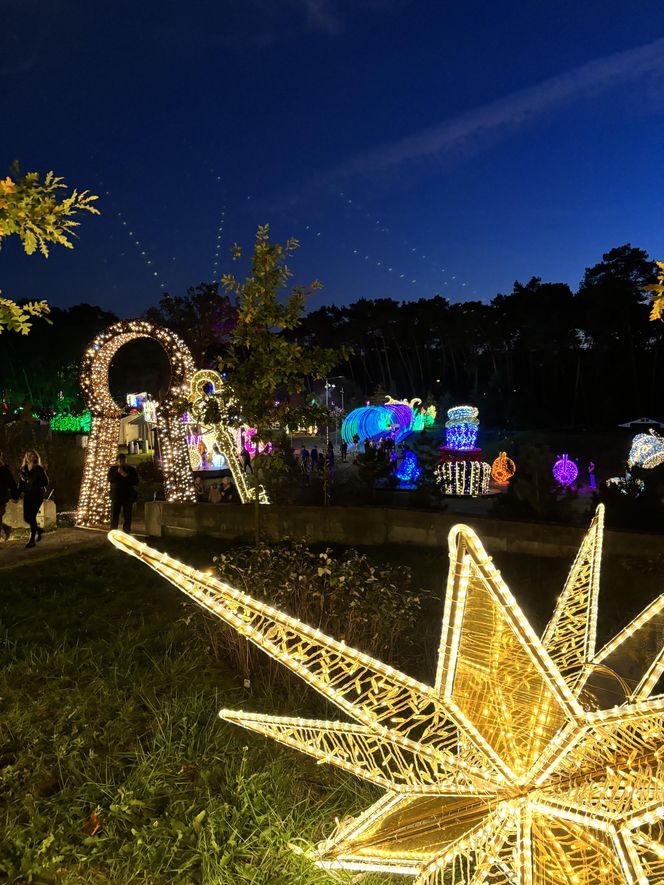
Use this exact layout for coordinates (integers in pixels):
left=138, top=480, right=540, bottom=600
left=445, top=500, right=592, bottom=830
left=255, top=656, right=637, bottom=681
left=1, top=243, right=661, bottom=429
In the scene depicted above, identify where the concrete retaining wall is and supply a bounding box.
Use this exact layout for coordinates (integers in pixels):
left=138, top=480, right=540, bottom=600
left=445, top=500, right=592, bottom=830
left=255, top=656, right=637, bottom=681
left=144, top=501, right=664, bottom=559
left=3, top=499, right=57, bottom=530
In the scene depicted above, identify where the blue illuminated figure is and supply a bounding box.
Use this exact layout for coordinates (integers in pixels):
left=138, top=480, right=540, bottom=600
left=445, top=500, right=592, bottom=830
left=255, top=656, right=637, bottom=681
left=395, top=450, right=422, bottom=487
left=444, top=405, right=479, bottom=451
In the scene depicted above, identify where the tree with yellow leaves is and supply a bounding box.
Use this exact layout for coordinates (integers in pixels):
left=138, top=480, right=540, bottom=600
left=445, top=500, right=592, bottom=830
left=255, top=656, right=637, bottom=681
left=0, top=165, right=99, bottom=333
left=644, top=260, right=664, bottom=322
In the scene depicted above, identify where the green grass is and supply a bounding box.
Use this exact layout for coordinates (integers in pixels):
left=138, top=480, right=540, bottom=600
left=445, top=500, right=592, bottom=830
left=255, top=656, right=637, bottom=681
left=0, top=545, right=387, bottom=884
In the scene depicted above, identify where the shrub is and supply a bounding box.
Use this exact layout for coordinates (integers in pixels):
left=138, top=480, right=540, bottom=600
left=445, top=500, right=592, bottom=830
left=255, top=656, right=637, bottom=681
left=195, top=540, right=430, bottom=689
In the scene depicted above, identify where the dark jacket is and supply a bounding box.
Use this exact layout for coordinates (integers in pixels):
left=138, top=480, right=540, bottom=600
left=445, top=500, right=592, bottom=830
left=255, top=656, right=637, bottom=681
left=18, top=465, right=49, bottom=500
left=219, top=482, right=239, bottom=503
left=0, top=464, right=18, bottom=505
left=107, top=464, right=139, bottom=502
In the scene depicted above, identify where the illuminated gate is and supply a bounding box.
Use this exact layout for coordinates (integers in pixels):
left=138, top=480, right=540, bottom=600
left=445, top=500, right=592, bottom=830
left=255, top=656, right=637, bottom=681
left=76, top=320, right=196, bottom=526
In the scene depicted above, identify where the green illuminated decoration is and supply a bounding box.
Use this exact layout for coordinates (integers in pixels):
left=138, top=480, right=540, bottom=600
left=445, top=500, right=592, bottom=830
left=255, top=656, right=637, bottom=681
left=50, top=410, right=92, bottom=433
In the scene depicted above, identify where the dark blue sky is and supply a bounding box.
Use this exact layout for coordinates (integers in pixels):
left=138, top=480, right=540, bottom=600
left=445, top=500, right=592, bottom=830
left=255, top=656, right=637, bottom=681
left=2, top=0, right=663, bottom=315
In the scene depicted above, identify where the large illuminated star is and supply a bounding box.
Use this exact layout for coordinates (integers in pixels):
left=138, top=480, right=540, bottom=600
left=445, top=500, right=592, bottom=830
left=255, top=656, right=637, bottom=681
left=109, top=505, right=664, bottom=884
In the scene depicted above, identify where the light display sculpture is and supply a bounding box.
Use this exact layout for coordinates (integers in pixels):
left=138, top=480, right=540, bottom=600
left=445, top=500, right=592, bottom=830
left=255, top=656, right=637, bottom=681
left=109, top=504, right=664, bottom=884
left=395, top=450, right=422, bottom=486
left=435, top=459, right=491, bottom=496
left=77, top=320, right=196, bottom=526
left=491, top=451, right=516, bottom=484
left=628, top=431, right=664, bottom=470
left=50, top=409, right=92, bottom=433
left=553, top=454, right=578, bottom=488
left=445, top=405, right=479, bottom=451
left=188, top=369, right=269, bottom=504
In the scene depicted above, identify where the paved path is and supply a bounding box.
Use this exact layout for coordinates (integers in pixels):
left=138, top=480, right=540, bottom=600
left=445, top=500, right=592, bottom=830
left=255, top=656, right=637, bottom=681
left=0, top=527, right=111, bottom=570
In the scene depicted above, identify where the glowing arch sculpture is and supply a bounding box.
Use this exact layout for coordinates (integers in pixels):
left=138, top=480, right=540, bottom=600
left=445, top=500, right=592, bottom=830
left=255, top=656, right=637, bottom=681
left=110, top=504, right=664, bottom=884
left=188, top=369, right=269, bottom=504
left=77, top=320, right=196, bottom=526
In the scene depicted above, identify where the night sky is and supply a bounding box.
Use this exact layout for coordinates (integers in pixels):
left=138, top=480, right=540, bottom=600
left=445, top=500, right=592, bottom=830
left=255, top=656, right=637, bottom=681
left=3, top=0, right=663, bottom=316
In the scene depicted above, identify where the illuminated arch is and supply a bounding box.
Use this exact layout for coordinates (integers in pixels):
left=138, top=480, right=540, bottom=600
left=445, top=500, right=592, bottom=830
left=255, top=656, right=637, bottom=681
left=77, top=320, right=196, bottom=526
left=189, top=369, right=269, bottom=504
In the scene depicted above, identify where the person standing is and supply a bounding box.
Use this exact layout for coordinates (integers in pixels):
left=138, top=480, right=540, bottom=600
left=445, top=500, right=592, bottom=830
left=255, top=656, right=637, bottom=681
left=0, top=451, right=19, bottom=542
left=18, top=450, right=48, bottom=548
left=108, top=453, right=139, bottom=533
left=340, top=440, right=348, bottom=463
left=311, top=445, right=319, bottom=470
left=218, top=476, right=239, bottom=503
left=240, top=445, right=252, bottom=474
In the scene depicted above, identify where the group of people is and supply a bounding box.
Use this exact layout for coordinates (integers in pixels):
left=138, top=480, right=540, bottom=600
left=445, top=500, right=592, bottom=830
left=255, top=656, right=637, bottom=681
left=298, top=440, right=349, bottom=481
left=0, top=449, right=50, bottom=549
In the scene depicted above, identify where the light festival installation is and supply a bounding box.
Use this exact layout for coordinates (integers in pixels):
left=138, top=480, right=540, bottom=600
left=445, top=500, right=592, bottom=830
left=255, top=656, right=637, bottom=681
left=445, top=405, right=480, bottom=451
left=395, top=450, right=422, bottom=487
left=77, top=320, right=196, bottom=526
left=341, top=397, right=433, bottom=448
left=188, top=369, right=269, bottom=505
left=342, top=402, right=412, bottom=446
left=50, top=409, right=92, bottom=433
left=491, top=451, right=516, bottom=485
left=109, top=504, right=664, bottom=884
left=628, top=431, right=664, bottom=471
left=435, top=459, right=491, bottom=496
left=553, top=454, right=579, bottom=488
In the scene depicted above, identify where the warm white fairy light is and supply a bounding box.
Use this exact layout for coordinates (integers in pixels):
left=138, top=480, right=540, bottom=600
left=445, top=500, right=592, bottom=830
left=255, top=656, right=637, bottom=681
left=109, top=503, right=664, bottom=883
left=77, top=320, right=196, bottom=526
left=188, top=369, right=269, bottom=505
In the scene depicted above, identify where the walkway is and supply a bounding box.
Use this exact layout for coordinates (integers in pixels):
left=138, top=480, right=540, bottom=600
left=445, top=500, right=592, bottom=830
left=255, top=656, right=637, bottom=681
left=0, top=527, right=109, bottom=570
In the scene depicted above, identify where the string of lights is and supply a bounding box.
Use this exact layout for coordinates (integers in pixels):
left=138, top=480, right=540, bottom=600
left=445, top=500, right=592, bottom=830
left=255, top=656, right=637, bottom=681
left=76, top=320, right=196, bottom=526
left=188, top=369, right=269, bottom=504
left=108, top=505, right=664, bottom=883
left=491, top=451, right=516, bottom=484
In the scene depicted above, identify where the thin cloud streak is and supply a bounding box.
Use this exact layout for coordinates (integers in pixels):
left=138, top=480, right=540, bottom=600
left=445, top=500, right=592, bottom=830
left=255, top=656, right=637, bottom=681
left=330, top=37, right=664, bottom=179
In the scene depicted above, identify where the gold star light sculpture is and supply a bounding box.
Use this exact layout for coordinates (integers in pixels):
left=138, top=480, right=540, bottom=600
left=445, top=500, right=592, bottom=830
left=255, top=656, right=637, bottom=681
left=109, top=505, right=664, bottom=884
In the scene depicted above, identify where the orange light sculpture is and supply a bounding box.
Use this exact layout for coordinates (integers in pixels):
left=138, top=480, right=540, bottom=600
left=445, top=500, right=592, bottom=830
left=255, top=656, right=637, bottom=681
left=491, top=450, right=516, bottom=484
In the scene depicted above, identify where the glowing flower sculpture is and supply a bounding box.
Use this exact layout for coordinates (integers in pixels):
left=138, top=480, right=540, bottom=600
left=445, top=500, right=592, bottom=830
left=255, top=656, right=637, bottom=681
left=109, top=505, right=664, bottom=884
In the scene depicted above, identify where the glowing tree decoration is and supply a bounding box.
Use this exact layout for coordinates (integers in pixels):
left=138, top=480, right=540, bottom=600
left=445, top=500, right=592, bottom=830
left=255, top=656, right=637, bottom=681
left=435, top=460, right=490, bottom=496
left=628, top=430, right=664, bottom=470
left=553, top=454, right=578, bottom=487
left=445, top=405, right=479, bottom=451
left=109, top=504, right=664, bottom=884
left=395, top=450, right=422, bottom=486
left=189, top=369, right=269, bottom=504
left=77, top=320, right=196, bottom=527
left=491, top=451, right=516, bottom=484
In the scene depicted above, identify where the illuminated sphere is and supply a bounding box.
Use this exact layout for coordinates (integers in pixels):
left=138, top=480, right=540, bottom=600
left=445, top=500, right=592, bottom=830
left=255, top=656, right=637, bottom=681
left=491, top=451, right=516, bottom=484
left=553, top=454, right=578, bottom=487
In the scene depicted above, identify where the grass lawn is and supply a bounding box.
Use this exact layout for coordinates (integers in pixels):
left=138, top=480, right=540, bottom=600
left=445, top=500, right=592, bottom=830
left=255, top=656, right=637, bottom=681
left=0, top=541, right=387, bottom=884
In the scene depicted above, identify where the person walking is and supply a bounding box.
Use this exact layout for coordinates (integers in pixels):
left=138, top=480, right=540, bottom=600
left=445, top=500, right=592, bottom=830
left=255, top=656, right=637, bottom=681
left=18, top=450, right=48, bottom=548
left=108, top=453, right=139, bottom=533
left=340, top=440, right=348, bottom=463
left=0, top=451, right=19, bottom=542
left=311, top=445, right=319, bottom=470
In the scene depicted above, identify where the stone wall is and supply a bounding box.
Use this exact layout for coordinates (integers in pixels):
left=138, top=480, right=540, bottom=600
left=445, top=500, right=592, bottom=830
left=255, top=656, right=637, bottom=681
left=3, top=499, right=57, bottom=529
left=144, top=501, right=664, bottom=559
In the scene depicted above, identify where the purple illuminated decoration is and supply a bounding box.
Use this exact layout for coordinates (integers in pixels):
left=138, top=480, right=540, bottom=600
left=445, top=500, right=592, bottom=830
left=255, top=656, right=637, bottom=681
left=553, top=454, right=578, bottom=487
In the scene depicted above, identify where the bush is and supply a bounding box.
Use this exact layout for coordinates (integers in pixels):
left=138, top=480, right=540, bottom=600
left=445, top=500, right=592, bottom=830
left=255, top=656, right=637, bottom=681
left=195, top=540, right=431, bottom=689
